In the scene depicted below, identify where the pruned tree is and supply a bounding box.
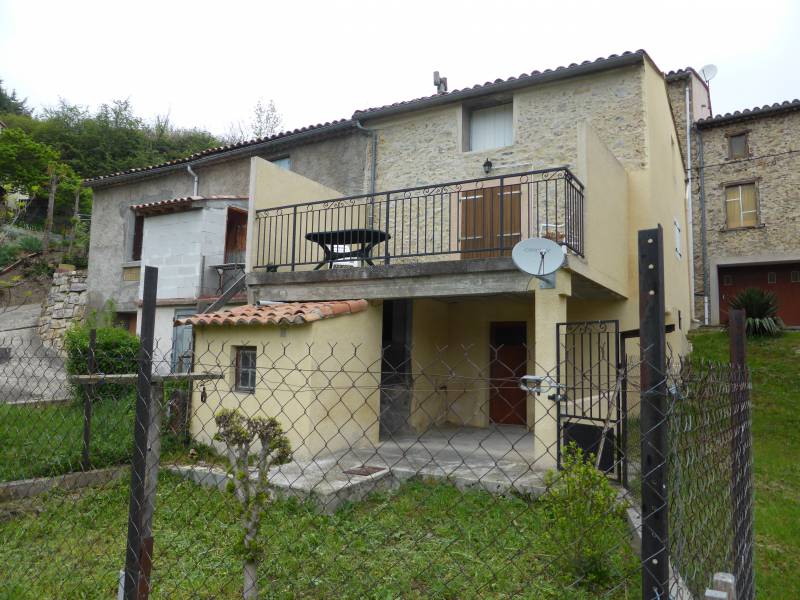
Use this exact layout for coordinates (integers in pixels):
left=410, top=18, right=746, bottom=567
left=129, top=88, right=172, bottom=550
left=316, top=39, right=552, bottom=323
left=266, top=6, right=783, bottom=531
left=214, top=408, right=292, bottom=599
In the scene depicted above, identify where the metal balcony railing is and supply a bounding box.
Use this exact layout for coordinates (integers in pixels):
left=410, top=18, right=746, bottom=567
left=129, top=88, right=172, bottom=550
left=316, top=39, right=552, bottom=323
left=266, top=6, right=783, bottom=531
left=253, top=167, right=584, bottom=272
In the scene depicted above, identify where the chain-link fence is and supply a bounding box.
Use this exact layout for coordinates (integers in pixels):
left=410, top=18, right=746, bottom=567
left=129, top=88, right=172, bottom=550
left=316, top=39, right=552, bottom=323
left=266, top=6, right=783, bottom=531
left=0, top=320, right=753, bottom=599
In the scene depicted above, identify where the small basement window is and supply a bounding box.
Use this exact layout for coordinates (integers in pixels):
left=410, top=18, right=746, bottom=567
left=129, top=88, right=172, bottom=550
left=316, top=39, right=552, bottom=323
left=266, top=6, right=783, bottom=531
left=728, top=133, right=749, bottom=160
left=234, top=346, right=257, bottom=393
left=468, top=103, right=513, bottom=152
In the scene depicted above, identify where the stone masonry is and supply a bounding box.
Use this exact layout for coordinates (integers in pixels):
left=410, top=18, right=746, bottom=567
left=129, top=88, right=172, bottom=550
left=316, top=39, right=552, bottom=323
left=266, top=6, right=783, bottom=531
left=38, top=271, right=88, bottom=353
left=693, top=105, right=800, bottom=321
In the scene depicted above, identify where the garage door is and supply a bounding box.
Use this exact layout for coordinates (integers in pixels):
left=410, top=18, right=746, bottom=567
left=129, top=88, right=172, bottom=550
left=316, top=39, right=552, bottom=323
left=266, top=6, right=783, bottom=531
left=718, top=263, right=800, bottom=326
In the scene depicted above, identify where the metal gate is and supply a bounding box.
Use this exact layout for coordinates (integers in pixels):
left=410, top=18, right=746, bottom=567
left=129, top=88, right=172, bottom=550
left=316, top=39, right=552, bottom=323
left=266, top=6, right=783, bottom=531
left=555, top=320, right=624, bottom=480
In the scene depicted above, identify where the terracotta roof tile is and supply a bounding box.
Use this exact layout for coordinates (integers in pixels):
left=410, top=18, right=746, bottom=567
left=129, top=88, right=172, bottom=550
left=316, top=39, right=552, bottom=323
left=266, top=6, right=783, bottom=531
left=132, top=195, right=247, bottom=215
left=175, top=300, right=369, bottom=328
left=697, top=99, right=800, bottom=128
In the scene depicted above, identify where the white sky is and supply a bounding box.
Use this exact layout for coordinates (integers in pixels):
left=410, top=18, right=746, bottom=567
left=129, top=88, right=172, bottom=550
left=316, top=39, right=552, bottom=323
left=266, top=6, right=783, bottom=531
left=1, top=0, right=798, bottom=137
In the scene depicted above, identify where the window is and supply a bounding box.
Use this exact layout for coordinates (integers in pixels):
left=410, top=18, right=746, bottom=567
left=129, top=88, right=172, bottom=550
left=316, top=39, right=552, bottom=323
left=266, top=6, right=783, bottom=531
left=791, top=271, right=800, bottom=283
left=673, top=218, right=682, bottom=259
left=723, top=274, right=734, bottom=286
left=234, top=346, right=257, bottom=393
left=725, top=183, right=758, bottom=228
left=767, top=272, right=777, bottom=284
left=468, top=103, right=513, bottom=151
left=131, top=214, right=144, bottom=261
left=728, top=133, right=749, bottom=160
left=271, top=156, right=291, bottom=170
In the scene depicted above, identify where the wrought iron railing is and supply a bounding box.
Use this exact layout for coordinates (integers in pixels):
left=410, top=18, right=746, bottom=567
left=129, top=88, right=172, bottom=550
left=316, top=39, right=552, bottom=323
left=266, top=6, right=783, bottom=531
left=253, top=167, right=584, bottom=271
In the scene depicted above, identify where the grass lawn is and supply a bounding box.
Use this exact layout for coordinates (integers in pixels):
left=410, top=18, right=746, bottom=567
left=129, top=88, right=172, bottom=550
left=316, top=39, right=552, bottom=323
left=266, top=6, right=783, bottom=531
left=0, top=474, right=640, bottom=599
left=689, top=331, right=800, bottom=599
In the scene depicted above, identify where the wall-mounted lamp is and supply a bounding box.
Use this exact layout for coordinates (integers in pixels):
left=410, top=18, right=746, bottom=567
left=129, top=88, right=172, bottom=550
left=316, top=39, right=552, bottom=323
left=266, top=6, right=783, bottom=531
left=483, top=158, right=492, bottom=174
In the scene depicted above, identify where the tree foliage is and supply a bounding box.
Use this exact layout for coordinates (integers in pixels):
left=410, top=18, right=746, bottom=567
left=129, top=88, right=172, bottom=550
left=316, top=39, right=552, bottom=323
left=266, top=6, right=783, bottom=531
left=0, top=79, right=31, bottom=116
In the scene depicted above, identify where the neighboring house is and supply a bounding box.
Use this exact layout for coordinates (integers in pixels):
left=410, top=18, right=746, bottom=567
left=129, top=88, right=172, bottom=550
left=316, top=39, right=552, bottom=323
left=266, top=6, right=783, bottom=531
left=130, top=195, right=249, bottom=370
left=170, top=50, right=695, bottom=470
left=692, top=100, right=800, bottom=326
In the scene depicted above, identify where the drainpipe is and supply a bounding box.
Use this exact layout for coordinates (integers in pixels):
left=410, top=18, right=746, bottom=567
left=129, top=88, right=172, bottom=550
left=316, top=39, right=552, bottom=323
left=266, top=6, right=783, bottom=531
left=355, top=119, right=378, bottom=227
left=697, top=129, right=710, bottom=325
left=685, top=84, right=697, bottom=322
left=186, top=163, right=199, bottom=196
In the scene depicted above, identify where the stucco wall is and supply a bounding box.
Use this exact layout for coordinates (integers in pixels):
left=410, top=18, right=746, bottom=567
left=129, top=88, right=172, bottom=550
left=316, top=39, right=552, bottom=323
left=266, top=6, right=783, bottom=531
left=189, top=305, right=382, bottom=460
left=694, top=110, right=800, bottom=322
left=87, top=133, right=368, bottom=312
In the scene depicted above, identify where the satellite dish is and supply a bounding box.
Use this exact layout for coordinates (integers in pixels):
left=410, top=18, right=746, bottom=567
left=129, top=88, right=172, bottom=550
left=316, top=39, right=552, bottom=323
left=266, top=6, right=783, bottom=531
left=700, top=64, right=718, bottom=82
left=512, top=237, right=565, bottom=277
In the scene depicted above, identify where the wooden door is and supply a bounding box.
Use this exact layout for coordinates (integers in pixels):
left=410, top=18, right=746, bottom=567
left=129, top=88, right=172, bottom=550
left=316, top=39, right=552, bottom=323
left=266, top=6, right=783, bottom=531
left=225, top=208, right=248, bottom=264
left=489, top=322, right=527, bottom=425
left=460, top=185, right=521, bottom=259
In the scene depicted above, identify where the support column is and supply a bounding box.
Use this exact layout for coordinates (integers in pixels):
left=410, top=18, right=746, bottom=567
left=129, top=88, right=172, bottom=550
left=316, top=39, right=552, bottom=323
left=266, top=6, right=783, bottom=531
left=532, top=270, right=571, bottom=470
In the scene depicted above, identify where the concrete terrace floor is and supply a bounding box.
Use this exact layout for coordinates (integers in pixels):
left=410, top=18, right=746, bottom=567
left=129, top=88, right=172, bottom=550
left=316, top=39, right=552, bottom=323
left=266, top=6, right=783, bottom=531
left=172, top=425, right=549, bottom=514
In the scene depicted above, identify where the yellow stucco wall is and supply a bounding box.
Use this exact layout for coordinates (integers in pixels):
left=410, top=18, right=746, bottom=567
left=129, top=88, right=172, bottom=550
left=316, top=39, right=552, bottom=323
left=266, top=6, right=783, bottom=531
left=247, top=157, right=347, bottom=272
left=189, top=304, right=383, bottom=460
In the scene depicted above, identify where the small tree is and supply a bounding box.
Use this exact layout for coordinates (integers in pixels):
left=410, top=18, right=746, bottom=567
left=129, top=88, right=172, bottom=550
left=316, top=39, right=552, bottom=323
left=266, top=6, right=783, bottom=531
left=730, top=287, right=783, bottom=336
left=214, top=408, right=292, bottom=599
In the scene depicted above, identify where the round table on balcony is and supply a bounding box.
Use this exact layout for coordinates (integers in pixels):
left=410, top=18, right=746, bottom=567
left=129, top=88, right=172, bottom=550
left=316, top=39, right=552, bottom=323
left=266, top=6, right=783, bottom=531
left=305, top=228, right=391, bottom=270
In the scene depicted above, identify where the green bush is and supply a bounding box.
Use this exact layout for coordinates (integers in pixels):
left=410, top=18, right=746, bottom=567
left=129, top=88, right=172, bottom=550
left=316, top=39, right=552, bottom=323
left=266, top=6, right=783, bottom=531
left=17, top=235, right=43, bottom=253
left=64, top=325, right=140, bottom=400
left=730, top=287, right=783, bottom=336
left=541, top=443, right=634, bottom=588
left=0, top=243, right=20, bottom=268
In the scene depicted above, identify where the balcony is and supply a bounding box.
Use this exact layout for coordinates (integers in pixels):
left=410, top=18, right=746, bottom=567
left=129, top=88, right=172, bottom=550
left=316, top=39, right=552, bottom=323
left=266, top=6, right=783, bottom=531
left=252, top=168, right=584, bottom=273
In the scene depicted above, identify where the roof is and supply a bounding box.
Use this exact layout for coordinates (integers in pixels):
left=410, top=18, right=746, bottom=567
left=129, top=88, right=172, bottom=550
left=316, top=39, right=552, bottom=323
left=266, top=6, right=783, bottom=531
left=175, top=300, right=369, bottom=327
left=352, top=50, right=648, bottom=120
left=85, top=119, right=356, bottom=188
left=697, top=99, right=800, bottom=129
left=86, top=50, right=654, bottom=189
left=132, top=195, right=247, bottom=216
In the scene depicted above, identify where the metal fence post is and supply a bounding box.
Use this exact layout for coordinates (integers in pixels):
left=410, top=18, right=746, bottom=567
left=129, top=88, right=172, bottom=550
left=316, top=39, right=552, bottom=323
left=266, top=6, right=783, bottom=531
left=638, top=225, right=669, bottom=599
left=728, top=309, right=754, bottom=600
left=81, top=328, right=96, bottom=471
left=123, top=266, right=158, bottom=600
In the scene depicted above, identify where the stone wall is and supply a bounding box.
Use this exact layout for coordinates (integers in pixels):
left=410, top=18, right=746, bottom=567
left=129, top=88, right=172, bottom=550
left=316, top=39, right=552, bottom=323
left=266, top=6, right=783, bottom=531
left=693, top=108, right=800, bottom=321
left=38, top=271, right=88, bottom=352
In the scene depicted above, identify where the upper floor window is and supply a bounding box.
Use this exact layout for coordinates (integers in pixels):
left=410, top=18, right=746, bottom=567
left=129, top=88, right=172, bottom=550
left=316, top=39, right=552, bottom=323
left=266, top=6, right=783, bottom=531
left=234, top=346, right=257, bottom=393
left=728, top=133, right=749, bottom=160
left=725, top=182, right=758, bottom=229
left=468, top=103, right=513, bottom=152
left=271, top=156, right=291, bottom=170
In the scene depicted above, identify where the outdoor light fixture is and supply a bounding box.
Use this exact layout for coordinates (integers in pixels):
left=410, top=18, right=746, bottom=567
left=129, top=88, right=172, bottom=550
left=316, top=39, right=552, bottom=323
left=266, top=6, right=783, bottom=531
left=483, top=158, right=492, bottom=174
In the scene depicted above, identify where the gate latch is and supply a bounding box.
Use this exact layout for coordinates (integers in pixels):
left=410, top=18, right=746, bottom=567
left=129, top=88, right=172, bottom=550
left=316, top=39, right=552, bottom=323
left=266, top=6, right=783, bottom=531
left=519, top=375, right=562, bottom=396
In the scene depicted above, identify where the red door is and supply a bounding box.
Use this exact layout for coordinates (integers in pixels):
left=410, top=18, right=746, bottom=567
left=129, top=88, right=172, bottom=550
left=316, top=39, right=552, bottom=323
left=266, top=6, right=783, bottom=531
left=489, top=322, right=528, bottom=425
left=718, top=263, right=800, bottom=326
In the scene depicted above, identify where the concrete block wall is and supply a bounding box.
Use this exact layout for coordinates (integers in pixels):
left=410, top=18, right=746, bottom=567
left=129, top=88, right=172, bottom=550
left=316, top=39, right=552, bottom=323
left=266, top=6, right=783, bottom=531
left=140, top=211, right=206, bottom=300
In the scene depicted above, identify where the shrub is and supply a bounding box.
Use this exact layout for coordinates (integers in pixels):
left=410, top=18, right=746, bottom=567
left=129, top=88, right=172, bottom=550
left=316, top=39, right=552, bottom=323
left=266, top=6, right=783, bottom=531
left=17, top=235, right=43, bottom=253
left=64, top=325, right=140, bottom=401
left=540, top=443, right=634, bottom=588
left=729, top=287, right=783, bottom=336
left=0, top=244, right=20, bottom=268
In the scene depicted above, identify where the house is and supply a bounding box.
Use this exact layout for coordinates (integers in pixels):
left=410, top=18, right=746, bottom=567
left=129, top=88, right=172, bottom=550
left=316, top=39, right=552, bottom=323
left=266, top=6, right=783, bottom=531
left=84, top=121, right=372, bottom=336
left=691, top=100, right=800, bottom=326
left=159, top=50, right=695, bottom=471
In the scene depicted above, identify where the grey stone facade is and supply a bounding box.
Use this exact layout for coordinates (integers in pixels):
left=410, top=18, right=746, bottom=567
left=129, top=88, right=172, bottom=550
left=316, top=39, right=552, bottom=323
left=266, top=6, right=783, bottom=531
left=692, top=106, right=800, bottom=323
left=86, top=132, right=369, bottom=312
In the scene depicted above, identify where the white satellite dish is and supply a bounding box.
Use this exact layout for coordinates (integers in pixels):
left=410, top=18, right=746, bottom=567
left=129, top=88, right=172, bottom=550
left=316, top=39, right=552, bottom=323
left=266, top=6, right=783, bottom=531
left=700, top=64, right=718, bottom=82
left=512, top=237, right=565, bottom=277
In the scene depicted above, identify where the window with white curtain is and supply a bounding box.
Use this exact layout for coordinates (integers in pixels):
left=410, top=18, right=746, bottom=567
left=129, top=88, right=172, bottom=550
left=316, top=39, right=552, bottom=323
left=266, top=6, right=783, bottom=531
left=468, top=104, right=513, bottom=152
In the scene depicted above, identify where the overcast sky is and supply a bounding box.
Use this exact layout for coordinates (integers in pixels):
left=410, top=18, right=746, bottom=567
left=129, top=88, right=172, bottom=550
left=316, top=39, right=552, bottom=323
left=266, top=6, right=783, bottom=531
left=1, top=0, right=798, bottom=137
